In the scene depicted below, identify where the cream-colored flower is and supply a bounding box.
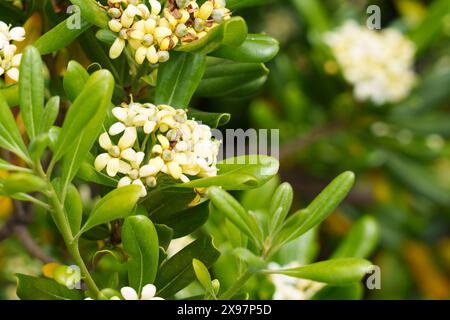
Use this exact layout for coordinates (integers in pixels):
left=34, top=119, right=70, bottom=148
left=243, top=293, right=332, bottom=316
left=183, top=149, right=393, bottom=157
left=325, top=21, right=416, bottom=105
left=85, top=284, right=164, bottom=300
left=0, top=22, right=25, bottom=49
left=94, top=132, right=133, bottom=177
left=0, top=21, right=25, bottom=82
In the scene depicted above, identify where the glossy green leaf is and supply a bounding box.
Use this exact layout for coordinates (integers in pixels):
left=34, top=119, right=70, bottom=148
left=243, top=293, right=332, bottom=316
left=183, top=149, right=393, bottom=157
left=155, top=51, right=207, bottom=108
left=178, top=155, right=279, bottom=190
left=52, top=69, right=114, bottom=163
left=265, top=258, right=372, bottom=286
left=80, top=185, right=142, bottom=234
left=28, top=133, right=50, bottom=162
left=176, top=17, right=247, bottom=54
left=312, top=284, right=364, bottom=300
left=154, top=223, right=173, bottom=250
left=332, top=216, right=379, bottom=259
left=95, top=29, right=116, bottom=45
left=39, top=96, right=60, bottom=134
left=19, top=46, right=44, bottom=140
left=34, top=17, right=91, bottom=55
left=155, top=234, right=220, bottom=298
left=77, top=155, right=118, bottom=187
left=196, top=60, right=269, bottom=98
left=16, top=274, right=84, bottom=300
left=65, top=184, right=83, bottom=236
left=187, top=109, right=230, bottom=128
left=233, top=248, right=267, bottom=270
left=152, top=201, right=209, bottom=238
left=211, top=34, right=279, bottom=63
left=63, top=61, right=90, bottom=102
left=69, top=0, right=109, bottom=29
left=192, top=258, right=215, bottom=296
left=3, top=173, right=46, bottom=194
left=273, top=171, right=355, bottom=247
left=122, top=215, right=159, bottom=293
left=268, top=182, right=293, bottom=235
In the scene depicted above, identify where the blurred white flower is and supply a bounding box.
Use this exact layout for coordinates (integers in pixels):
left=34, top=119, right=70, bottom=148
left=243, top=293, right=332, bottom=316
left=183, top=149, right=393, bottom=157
left=325, top=21, right=417, bottom=105
left=85, top=284, right=164, bottom=300
left=269, top=262, right=324, bottom=300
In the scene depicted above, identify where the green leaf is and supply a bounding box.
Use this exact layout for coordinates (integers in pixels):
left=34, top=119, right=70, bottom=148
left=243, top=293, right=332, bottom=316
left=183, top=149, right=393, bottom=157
left=39, top=96, right=60, bottom=134
left=155, top=234, right=220, bottom=298
left=152, top=201, right=209, bottom=238
left=69, top=0, right=109, bottom=29
left=192, top=258, right=215, bottom=297
left=16, top=274, right=84, bottom=300
left=196, top=60, right=269, bottom=98
left=52, top=69, right=114, bottom=163
left=273, top=171, right=355, bottom=247
left=80, top=185, right=142, bottom=234
left=176, top=17, right=247, bottom=54
left=28, top=133, right=50, bottom=162
left=95, top=29, right=116, bottom=45
left=122, top=215, right=159, bottom=294
left=178, top=155, right=279, bottom=190
left=208, top=187, right=262, bottom=245
left=188, top=109, right=230, bottom=128
left=155, top=51, right=207, bottom=108
left=268, top=182, right=293, bottom=235
left=63, top=61, right=90, bottom=102
left=211, top=34, right=279, bottom=63
left=233, top=248, right=267, bottom=270
left=154, top=223, right=173, bottom=250
left=332, top=216, right=379, bottom=259
left=34, top=17, right=91, bottom=55
left=19, top=46, right=44, bottom=140
left=265, top=258, right=372, bottom=286
left=0, top=92, right=28, bottom=162
left=3, top=173, right=46, bottom=194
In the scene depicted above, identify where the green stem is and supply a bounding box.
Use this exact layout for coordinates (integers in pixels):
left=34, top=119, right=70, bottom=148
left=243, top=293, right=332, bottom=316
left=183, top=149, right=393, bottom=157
left=219, top=270, right=253, bottom=300
left=35, top=164, right=100, bottom=297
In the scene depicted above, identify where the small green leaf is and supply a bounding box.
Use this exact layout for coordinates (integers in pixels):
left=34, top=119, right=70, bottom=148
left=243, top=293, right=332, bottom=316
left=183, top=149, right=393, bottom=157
left=176, top=17, right=247, bottom=54
left=227, top=0, right=273, bottom=9
left=16, top=274, right=84, bottom=300
left=187, top=109, right=230, bottom=128
left=211, top=34, right=279, bottom=63
left=3, top=173, right=46, bottom=194
left=19, top=46, right=44, bottom=140
left=0, top=84, right=19, bottom=107
left=233, top=248, right=267, bottom=270
left=273, top=171, right=355, bottom=248
left=196, top=60, right=269, bottom=98
left=122, top=215, right=159, bottom=294
left=65, top=184, right=83, bottom=236
left=52, top=69, right=114, bottom=163
left=69, top=0, right=109, bottom=29
left=28, top=133, right=50, bottom=162
left=155, top=234, right=220, bottom=298
left=155, top=51, right=207, bottom=108
left=332, top=216, right=379, bottom=259
left=154, top=223, right=173, bottom=250
left=265, top=258, right=372, bottom=286
left=178, top=155, right=279, bottom=190
left=0, top=159, right=31, bottom=173
left=39, top=96, right=60, bottom=134
left=192, top=258, right=215, bottom=296
left=34, top=17, right=91, bottom=55
left=268, top=182, right=293, bottom=234
left=207, top=187, right=262, bottom=245
left=63, top=61, right=90, bottom=102
left=80, top=185, right=141, bottom=234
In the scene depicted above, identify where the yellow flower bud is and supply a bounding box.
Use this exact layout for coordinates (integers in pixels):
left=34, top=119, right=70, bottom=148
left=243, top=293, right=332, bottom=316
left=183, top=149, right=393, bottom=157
left=108, top=19, right=123, bottom=33
left=109, top=37, right=126, bottom=59
left=198, top=1, right=214, bottom=20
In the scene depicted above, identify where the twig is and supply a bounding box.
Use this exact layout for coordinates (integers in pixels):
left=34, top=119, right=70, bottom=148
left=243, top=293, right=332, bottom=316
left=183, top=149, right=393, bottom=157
left=14, top=225, right=54, bottom=263
left=279, top=122, right=343, bottom=162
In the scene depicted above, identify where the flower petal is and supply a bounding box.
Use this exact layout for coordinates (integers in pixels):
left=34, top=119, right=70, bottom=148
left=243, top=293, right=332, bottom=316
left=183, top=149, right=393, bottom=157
left=140, top=284, right=157, bottom=300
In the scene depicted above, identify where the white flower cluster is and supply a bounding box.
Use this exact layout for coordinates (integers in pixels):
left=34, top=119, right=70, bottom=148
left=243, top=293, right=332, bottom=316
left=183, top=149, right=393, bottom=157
left=0, top=21, right=25, bottom=82
left=325, top=21, right=417, bottom=105
left=269, top=263, right=324, bottom=300
left=85, top=284, right=164, bottom=300
left=106, top=0, right=231, bottom=64
left=95, top=101, right=221, bottom=197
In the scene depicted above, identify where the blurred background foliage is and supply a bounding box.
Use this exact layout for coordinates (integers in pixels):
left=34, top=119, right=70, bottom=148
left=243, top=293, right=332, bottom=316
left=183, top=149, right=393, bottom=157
left=0, top=0, right=450, bottom=299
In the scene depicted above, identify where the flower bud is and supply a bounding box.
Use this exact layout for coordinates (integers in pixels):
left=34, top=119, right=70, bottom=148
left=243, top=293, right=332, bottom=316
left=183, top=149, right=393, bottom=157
left=146, top=46, right=159, bottom=64
left=198, top=1, right=214, bottom=20
left=109, top=37, right=126, bottom=59
left=194, top=18, right=205, bottom=32
left=135, top=46, right=147, bottom=64
left=108, top=7, right=122, bottom=19
left=176, top=0, right=190, bottom=8
left=175, top=24, right=188, bottom=37
left=157, top=50, right=170, bottom=63
left=146, top=176, right=157, bottom=188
